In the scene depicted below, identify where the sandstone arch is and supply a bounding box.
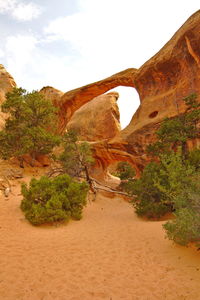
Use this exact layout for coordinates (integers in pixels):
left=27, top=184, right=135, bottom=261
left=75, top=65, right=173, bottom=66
left=57, top=68, right=137, bottom=132
left=1, top=11, right=200, bottom=179
left=43, top=10, right=200, bottom=180
left=90, top=10, right=200, bottom=179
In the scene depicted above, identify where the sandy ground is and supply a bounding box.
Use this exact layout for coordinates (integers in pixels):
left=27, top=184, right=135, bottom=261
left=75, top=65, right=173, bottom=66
left=0, top=171, right=200, bottom=300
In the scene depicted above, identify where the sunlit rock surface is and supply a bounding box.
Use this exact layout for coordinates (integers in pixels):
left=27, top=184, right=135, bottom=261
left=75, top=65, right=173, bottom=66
left=2, top=10, right=200, bottom=178
left=0, top=64, right=16, bottom=129
left=67, top=92, right=121, bottom=141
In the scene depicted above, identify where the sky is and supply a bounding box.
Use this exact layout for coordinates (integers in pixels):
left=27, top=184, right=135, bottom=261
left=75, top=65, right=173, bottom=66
left=0, top=0, right=199, bottom=128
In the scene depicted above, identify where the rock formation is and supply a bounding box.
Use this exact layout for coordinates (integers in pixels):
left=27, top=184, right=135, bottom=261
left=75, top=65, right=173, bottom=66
left=56, top=68, right=137, bottom=132
left=0, top=64, right=16, bottom=102
left=40, top=86, right=64, bottom=106
left=46, top=10, right=199, bottom=178
left=67, top=92, right=121, bottom=141
left=1, top=10, right=200, bottom=178
left=104, top=9, right=200, bottom=174
left=0, top=64, right=16, bottom=129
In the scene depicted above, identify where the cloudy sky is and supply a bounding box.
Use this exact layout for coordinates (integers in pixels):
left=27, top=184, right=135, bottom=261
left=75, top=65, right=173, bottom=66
left=0, top=0, right=199, bottom=128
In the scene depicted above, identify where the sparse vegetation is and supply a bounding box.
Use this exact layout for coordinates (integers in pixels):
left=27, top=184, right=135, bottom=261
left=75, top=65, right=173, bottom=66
left=4, top=88, right=200, bottom=241
left=121, top=94, right=200, bottom=247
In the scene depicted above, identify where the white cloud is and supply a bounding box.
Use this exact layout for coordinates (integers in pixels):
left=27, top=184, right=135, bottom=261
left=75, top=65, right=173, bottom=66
left=0, top=48, right=4, bottom=58
left=43, top=0, right=183, bottom=77
left=0, top=0, right=16, bottom=13
left=4, top=33, right=81, bottom=93
left=5, top=34, right=38, bottom=86
left=45, top=0, right=200, bottom=72
left=12, top=2, right=42, bottom=21
left=0, top=0, right=42, bottom=21
left=42, top=0, right=200, bottom=128
left=6, top=34, right=37, bottom=61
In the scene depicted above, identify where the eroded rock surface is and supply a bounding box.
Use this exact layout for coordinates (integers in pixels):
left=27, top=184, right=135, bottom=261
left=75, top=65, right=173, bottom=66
left=57, top=68, right=137, bottom=132
left=37, top=10, right=200, bottom=179
left=90, top=10, right=200, bottom=177
left=1, top=11, right=200, bottom=179
left=40, top=86, right=64, bottom=106
left=0, top=64, right=16, bottom=102
left=67, top=92, right=121, bottom=141
left=0, top=65, right=16, bottom=129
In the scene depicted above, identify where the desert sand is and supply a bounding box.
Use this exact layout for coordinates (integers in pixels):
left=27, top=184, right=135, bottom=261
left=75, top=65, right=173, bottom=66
left=0, top=170, right=200, bottom=300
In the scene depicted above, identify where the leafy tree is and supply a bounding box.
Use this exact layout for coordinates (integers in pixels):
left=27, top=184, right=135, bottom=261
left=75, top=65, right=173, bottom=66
left=129, top=92, right=200, bottom=246
left=21, top=174, right=89, bottom=225
left=153, top=150, right=195, bottom=208
left=0, top=87, right=61, bottom=167
left=116, top=93, right=200, bottom=246
left=122, top=149, right=198, bottom=219
left=124, top=161, right=172, bottom=218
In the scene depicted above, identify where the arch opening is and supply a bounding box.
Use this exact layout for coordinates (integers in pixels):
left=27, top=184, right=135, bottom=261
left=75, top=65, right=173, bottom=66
left=108, top=86, right=140, bottom=129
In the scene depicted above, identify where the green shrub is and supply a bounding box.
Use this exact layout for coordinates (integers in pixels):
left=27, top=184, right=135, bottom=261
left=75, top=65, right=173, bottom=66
left=20, top=174, right=88, bottom=225
left=125, top=93, right=200, bottom=246
left=163, top=208, right=200, bottom=246
left=163, top=173, right=200, bottom=246
left=122, top=151, right=196, bottom=219
left=128, top=162, right=172, bottom=218
left=115, top=161, right=136, bottom=180
left=187, top=148, right=200, bottom=171
left=134, top=199, right=171, bottom=219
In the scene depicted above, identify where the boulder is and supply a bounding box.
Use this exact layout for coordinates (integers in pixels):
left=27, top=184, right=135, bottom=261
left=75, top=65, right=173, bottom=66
left=67, top=92, right=121, bottom=141
left=40, top=86, right=64, bottom=106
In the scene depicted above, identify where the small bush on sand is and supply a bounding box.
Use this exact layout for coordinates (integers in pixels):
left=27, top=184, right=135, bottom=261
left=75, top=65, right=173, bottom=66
left=163, top=208, right=200, bottom=246
left=20, top=174, right=88, bottom=225
left=163, top=173, right=200, bottom=246
left=115, top=162, right=135, bottom=180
